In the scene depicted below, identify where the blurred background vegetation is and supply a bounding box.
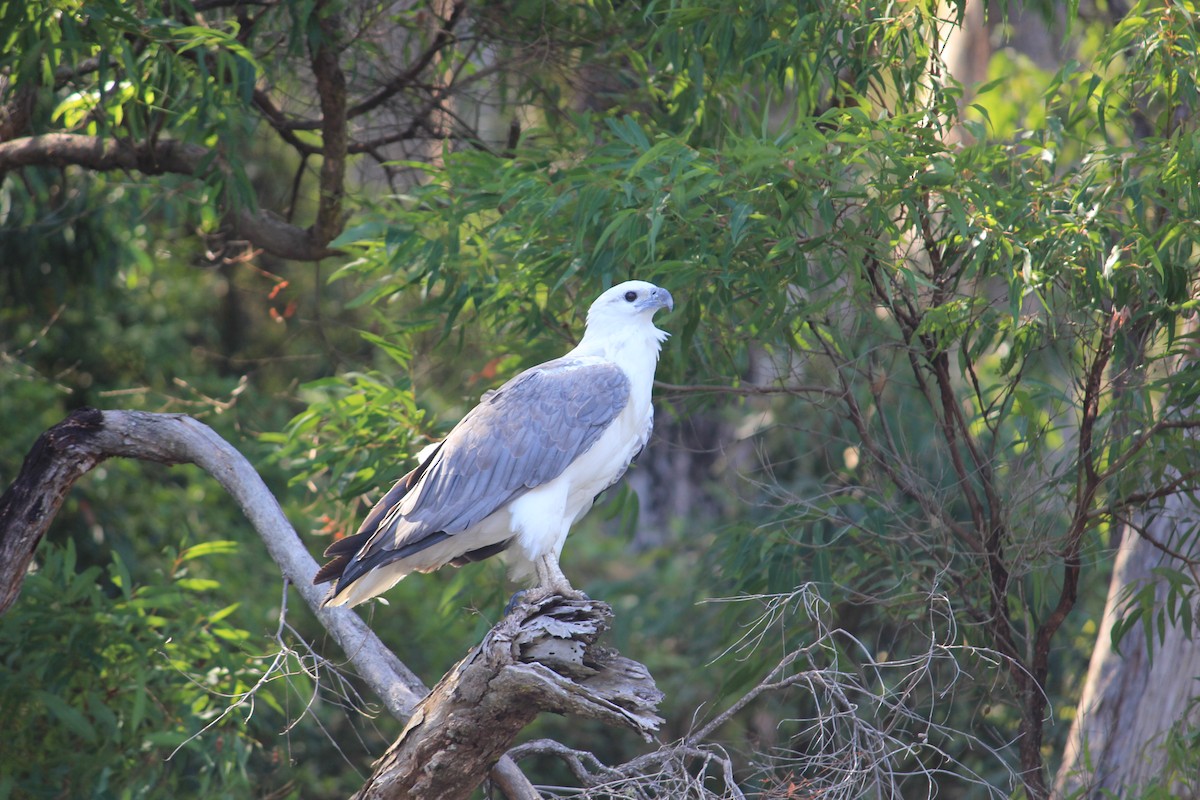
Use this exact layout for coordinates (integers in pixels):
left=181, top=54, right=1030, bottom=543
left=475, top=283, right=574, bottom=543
left=3, top=0, right=1200, bottom=797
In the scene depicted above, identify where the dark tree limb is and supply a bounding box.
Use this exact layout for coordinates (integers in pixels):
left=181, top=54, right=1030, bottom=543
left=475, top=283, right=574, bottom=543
left=309, top=5, right=348, bottom=247
left=355, top=594, right=663, bottom=800
left=0, top=79, right=35, bottom=142
left=347, top=0, right=466, bottom=122
left=0, top=407, right=106, bottom=615
left=268, top=0, right=469, bottom=132
left=252, top=89, right=322, bottom=156
left=0, top=134, right=339, bottom=261
left=0, top=408, right=580, bottom=799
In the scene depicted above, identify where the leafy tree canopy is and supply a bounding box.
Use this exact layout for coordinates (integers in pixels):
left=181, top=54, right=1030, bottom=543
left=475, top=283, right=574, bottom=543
left=3, top=0, right=1200, bottom=797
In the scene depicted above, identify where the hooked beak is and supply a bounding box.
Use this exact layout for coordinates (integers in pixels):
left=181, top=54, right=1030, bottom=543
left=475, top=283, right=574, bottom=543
left=639, top=286, right=674, bottom=314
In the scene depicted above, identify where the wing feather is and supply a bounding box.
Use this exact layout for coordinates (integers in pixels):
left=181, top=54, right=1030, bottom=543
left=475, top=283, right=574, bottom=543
left=403, top=358, right=629, bottom=534
left=324, top=357, right=630, bottom=592
left=313, top=442, right=443, bottom=587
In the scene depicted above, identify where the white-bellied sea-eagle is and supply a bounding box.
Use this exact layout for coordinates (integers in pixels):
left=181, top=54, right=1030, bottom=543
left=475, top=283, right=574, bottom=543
left=315, top=280, right=673, bottom=607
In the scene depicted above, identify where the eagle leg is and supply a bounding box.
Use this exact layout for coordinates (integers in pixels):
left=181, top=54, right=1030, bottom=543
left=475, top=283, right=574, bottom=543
left=534, top=554, right=587, bottom=600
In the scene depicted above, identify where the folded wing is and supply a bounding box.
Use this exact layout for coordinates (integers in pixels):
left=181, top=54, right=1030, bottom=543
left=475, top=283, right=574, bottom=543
left=316, top=357, right=630, bottom=600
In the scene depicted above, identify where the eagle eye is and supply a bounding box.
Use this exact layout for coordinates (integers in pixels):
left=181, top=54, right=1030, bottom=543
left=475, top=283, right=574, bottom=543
left=624, top=291, right=638, bottom=302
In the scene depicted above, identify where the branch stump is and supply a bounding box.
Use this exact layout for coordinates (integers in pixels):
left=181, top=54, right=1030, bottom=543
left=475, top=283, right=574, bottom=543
left=356, top=594, right=663, bottom=800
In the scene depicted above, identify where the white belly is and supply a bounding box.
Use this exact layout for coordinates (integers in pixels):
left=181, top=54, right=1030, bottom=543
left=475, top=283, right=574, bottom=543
left=507, top=399, right=652, bottom=573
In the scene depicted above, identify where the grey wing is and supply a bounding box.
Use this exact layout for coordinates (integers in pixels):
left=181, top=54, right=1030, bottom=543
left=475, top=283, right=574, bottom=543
left=335, top=358, right=630, bottom=580
left=407, top=358, right=631, bottom=530
left=313, top=442, right=444, bottom=587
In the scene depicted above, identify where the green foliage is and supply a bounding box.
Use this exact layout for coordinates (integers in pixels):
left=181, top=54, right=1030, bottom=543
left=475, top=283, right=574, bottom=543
left=5, top=0, right=1200, bottom=796
left=304, top=0, right=1200, bottom=792
left=0, top=540, right=290, bottom=799
left=1111, top=565, right=1200, bottom=662
left=1, top=0, right=260, bottom=206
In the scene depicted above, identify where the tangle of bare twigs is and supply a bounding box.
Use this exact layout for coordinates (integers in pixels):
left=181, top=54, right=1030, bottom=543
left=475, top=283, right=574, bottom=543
left=508, top=585, right=1019, bottom=799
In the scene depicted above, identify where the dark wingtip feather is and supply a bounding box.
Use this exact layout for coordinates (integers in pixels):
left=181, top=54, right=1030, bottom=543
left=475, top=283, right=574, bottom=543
left=313, top=554, right=352, bottom=585
left=312, top=448, right=444, bottom=591
left=322, top=531, right=370, bottom=559
left=314, top=531, right=373, bottom=586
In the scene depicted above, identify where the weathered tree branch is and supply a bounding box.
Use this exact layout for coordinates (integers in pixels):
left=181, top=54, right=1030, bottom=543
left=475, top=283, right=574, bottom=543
left=355, top=594, right=663, bottom=800
left=0, top=408, right=574, bottom=799
left=0, top=132, right=207, bottom=174
left=0, top=134, right=339, bottom=261
left=0, top=408, right=423, bottom=701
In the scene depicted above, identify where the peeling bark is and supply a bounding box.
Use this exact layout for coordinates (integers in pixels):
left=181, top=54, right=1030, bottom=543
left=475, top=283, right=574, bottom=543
left=355, top=594, right=663, bottom=800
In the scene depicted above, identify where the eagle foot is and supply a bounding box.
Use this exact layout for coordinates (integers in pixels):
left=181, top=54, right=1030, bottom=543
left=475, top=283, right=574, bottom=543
left=532, top=555, right=587, bottom=602
left=504, top=584, right=589, bottom=616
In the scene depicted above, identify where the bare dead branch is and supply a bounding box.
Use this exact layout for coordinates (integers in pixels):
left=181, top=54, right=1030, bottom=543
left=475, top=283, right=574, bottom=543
left=508, top=739, right=623, bottom=786
left=252, top=89, right=321, bottom=157
left=524, top=587, right=1019, bottom=800
left=344, top=0, right=467, bottom=125
left=264, top=1, right=468, bottom=134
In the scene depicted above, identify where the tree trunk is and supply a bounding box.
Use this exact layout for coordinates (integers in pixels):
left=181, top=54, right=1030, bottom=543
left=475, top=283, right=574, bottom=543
left=1054, top=497, right=1200, bottom=798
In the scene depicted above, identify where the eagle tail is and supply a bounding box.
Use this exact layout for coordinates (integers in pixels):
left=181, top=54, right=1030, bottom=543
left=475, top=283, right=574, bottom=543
left=313, top=532, right=370, bottom=586
left=313, top=443, right=445, bottom=593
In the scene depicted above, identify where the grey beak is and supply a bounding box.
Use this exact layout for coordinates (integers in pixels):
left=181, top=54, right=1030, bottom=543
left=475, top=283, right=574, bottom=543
left=643, top=287, right=674, bottom=313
